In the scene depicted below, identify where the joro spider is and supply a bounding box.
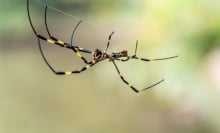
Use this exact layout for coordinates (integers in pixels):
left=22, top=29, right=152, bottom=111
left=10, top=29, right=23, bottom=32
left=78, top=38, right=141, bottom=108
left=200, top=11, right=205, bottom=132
left=27, top=0, right=178, bottom=93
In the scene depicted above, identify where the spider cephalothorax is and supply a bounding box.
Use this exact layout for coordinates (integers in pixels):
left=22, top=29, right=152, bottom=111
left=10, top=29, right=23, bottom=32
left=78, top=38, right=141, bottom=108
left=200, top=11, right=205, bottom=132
left=92, top=49, right=105, bottom=60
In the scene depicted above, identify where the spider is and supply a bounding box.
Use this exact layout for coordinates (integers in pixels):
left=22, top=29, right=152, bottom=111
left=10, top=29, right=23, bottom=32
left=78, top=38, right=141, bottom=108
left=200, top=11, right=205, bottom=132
left=27, top=0, right=178, bottom=93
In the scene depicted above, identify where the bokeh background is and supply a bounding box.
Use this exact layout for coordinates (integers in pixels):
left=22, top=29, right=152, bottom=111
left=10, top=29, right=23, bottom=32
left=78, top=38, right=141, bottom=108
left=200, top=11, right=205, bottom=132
left=1, top=0, right=220, bottom=133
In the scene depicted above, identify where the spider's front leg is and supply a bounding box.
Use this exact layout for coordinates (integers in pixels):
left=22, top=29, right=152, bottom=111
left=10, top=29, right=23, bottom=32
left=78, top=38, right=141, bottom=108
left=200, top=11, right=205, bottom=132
left=43, top=4, right=95, bottom=65
left=37, top=38, right=100, bottom=75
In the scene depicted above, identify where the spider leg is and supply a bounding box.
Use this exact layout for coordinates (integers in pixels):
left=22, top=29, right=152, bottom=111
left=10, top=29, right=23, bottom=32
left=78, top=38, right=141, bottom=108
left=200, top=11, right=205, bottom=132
left=27, top=0, right=38, bottom=36
left=134, top=40, right=138, bottom=56
left=27, top=0, right=94, bottom=64
left=114, top=40, right=138, bottom=62
left=115, top=55, right=178, bottom=62
left=27, top=0, right=67, bottom=48
left=112, top=60, right=164, bottom=93
left=131, top=40, right=178, bottom=61
left=114, top=57, right=130, bottom=62
left=43, top=5, right=68, bottom=46
left=38, top=38, right=100, bottom=75
left=44, top=6, right=53, bottom=39
left=111, top=39, right=178, bottom=62
left=131, top=55, right=178, bottom=61
left=44, top=5, right=91, bottom=53
left=43, top=5, right=97, bottom=64
left=70, top=19, right=83, bottom=45
left=104, top=31, right=114, bottom=53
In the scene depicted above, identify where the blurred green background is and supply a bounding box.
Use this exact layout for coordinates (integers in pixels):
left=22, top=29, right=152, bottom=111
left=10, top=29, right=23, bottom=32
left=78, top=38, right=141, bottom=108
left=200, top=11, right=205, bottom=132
left=1, top=0, right=220, bottom=133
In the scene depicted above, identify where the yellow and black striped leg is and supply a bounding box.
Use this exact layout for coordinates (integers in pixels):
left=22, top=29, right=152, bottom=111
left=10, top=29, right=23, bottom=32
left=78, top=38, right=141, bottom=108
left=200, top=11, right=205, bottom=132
left=112, top=60, right=164, bottom=93
left=28, top=0, right=94, bottom=65
left=38, top=38, right=99, bottom=75
left=44, top=5, right=64, bottom=45
left=27, top=0, right=66, bottom=47
left=36, top=34, right=92, bottom=65
left=132, top=55, right=178, bottom=62
left=44, top=5, right=67, bottom=46
left=37, top=35, right=93, bottom=65
left=130, top=40, right=178, bottom=62
left=43, top=5, right=76, bottom=49
left=56, top=60, right=98, bottom=75
left=44, top=6, right=94, bottom=64
left=104, top=31, right=114, bottom=53
left=43, top=5, right=88, bottom=60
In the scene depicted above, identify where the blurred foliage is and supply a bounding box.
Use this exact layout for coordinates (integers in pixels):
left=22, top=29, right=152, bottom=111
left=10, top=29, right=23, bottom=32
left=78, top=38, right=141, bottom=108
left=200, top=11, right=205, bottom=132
left=1, top=0, right=220, bottom=133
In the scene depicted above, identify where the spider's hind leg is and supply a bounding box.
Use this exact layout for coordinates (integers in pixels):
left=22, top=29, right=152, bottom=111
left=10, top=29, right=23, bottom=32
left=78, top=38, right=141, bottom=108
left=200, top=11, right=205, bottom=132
left=130, top=40, right=178, bottom=61
left=132, top=55, right=179, bottom=62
